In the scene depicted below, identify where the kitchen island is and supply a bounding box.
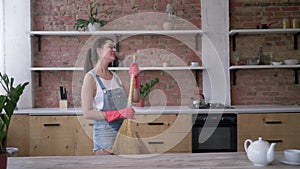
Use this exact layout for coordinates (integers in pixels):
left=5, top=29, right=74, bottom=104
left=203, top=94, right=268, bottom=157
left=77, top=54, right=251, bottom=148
left=8, top=152, right=295, bottom=169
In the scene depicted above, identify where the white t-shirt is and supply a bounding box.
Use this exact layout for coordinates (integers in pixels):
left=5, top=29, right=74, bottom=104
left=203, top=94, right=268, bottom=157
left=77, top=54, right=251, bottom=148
left=89, top=71, right=122, bottom=111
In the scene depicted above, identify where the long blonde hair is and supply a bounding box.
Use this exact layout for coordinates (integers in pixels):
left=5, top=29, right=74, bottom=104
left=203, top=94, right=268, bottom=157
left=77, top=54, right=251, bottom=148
left=84, top=37, right=114, bottom=73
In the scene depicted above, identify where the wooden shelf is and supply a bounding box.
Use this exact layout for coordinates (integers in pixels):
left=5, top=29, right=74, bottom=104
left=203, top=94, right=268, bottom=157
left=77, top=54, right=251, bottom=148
left=30, top=67, right=84, bottom=71
left=229, top=28, right=300, bottom=35
left=30, top=66, right=204, bottom=88
left=109, top=66, right=205, bottom=71
left=30, top=66, right=205, bottom=71
left=230, top=65, right=300, bottom=85
left=229, top=65, right=300, bottom=70
left=229, top=28, right=300, bottom=50
left=30, top=30, right=203, bottom=51
left=30, top=30, right=203, bottom=36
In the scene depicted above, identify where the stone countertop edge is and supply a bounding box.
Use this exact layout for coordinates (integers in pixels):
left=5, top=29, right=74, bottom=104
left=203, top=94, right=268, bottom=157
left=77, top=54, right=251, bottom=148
left=13, top=105, right=300, bottom=116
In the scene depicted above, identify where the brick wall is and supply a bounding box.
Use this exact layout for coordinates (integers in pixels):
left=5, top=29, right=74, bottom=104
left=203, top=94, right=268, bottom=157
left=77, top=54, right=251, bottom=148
left=32, top=0, right=202, bottom=107
left=32, top=0, right=300, bottom=107
left=230, top=0, right=300, bottom=105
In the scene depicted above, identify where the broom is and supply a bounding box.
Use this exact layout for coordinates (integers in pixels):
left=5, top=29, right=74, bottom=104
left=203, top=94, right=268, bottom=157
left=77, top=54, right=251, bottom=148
left=112, top=55, right=150, bottom=154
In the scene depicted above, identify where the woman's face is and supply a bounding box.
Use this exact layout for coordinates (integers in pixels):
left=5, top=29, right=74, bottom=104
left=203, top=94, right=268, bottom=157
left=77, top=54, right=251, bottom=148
left=97, top=40, right=117, bottom=63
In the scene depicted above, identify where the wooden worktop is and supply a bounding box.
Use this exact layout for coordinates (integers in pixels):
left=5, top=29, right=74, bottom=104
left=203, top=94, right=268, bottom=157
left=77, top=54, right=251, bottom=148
left=14, top=105, right=300, bottom=116
left=8, top=152, right=295, bottom=169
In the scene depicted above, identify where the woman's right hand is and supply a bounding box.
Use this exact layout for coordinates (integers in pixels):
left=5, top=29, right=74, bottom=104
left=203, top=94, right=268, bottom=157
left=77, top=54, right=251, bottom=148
left=119, top=107, right=135, bottom=119
left=105, top=107, right=135, bottom=122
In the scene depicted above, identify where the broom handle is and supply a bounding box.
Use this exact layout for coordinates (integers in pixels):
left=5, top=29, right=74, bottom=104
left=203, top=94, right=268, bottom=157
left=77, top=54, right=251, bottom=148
left=127, top=55, right=136, bottom=107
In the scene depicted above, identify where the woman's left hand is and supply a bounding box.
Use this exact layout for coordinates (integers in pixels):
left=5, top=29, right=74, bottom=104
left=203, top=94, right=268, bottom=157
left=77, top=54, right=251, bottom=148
left=128, top=62, right=140, bottom=76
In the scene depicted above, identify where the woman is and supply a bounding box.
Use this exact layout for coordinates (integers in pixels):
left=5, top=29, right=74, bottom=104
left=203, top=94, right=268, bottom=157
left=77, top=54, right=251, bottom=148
left=81, top=37, right=140, bottom=155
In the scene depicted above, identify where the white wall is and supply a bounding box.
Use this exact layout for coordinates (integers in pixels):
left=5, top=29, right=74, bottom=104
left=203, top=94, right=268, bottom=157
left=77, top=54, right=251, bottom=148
left=201, top=0, right=230, bottom=105
left=3, top=0, right=32, bottom=108
left=0, top=0, right=4, bottom=73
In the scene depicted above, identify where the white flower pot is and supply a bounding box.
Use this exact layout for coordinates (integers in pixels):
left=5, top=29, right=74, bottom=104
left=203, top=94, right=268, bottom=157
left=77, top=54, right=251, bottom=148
left=88, top=23, right=101, bottom=32
left=163, top=21, right=175, bottom=30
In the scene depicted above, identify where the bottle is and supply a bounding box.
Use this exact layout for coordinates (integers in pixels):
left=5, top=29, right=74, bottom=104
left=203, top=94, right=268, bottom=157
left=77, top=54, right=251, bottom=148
left=283, top=17, right=290, bottom=29
left=257, top=45, right=264, bottom=65
left=292, top=18, right=299, bottom=28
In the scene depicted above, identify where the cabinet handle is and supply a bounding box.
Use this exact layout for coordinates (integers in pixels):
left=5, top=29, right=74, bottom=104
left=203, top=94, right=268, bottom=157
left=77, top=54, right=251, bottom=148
left=88, top=123, right=94, bottom=126
left=43, top=123, right=60, bottom=127
left=266, top=139, right=283, bottom=143
left=265, top=121, right=282, bottom=124
left=148, top=122, right=164, bottom=125
left=148, top=141, right=164, bottom=145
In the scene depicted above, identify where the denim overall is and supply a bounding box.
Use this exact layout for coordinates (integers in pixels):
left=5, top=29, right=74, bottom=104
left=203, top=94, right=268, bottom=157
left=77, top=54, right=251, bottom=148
left=91, top=70, right=127, bottom=151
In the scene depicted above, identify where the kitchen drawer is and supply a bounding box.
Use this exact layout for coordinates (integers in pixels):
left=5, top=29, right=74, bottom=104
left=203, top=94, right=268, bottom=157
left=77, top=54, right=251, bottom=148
left=237, top=113, right=300, bottom=152
left=238, top=133, right=300, bottom=151
left=238, top=113, right=300, bottom=133
left=29, top=116, right=77, bottom=156
left=136, top=132, right=192, bottom=153
left=131, top=114, right=192, bottom=133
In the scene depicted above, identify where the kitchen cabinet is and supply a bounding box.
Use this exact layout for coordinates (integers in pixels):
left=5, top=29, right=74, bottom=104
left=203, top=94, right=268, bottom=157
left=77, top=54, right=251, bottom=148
left=237, top=113, right=300, bottom=152
left=7, top=115, right=30, bottom=156
left=120, top=114, right=192, bottom=153
left=10, top=113, right=191, bottom=156
left=29, top=116, right=78, bottom=156
left=74, top=116, right=94, bottom=156
left=29, top=115, right=95, bottom=156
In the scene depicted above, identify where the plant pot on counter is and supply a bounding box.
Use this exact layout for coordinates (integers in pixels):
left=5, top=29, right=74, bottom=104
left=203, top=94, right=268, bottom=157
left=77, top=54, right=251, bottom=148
left=138, top=99, right=145, bottom=107
left=0, top=153, right=7, bottom=169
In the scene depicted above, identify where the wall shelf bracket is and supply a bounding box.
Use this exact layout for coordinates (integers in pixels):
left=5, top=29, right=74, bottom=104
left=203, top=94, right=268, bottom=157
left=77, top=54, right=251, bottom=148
left=115, top=34, right=121, bottom=51
left=195, top=70, right=199, bottom=87
left=294, top=32, right=299, bottom=50
left=36, top=71, right=42, bottom=86
left=37, top=35, right=41, bottom=52
left=232, top=69, right=238, bottom=85
left=195, top=33, right=200, bottom=50
left=294, top=68, right=299, bottom=84
left=232, top=33, right=238, bottom=51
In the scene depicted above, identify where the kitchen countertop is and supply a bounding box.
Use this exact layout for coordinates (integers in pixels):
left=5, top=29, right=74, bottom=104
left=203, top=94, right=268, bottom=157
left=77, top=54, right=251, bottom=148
left=14, top=105, right=300, bottom=116
left=7, top=152, right=295, bottom=169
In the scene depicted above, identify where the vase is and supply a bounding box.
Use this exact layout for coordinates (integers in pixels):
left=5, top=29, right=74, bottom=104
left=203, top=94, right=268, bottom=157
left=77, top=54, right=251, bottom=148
left=163, top=21, right=175, bottom=30
left=88, top=23, right=101, bottom=32
left=0, top=153, right=7, bottom=169
left=138, top=99, right=145, bottom=107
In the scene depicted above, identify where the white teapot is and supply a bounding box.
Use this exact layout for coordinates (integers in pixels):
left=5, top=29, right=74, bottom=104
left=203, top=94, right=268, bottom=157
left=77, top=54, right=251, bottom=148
left=244, top=137, right=276, bottom=166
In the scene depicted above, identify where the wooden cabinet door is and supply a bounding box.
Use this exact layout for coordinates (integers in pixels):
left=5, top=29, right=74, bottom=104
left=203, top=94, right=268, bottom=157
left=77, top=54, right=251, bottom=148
left=130, top=114, right=192, bottom=153
left=7, top=115, right=29, bottom=156
left=29, top=116, right=77, bottom=156
left=237, top=113, right=300, bottom=151
left=73, top=116, right=94, bottom=155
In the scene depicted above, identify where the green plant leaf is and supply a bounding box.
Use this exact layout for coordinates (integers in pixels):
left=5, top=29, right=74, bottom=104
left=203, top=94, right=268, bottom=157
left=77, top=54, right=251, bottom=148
left=140, top=77, right=159, bottom=99
left=0, top=73, right=28, bottom=153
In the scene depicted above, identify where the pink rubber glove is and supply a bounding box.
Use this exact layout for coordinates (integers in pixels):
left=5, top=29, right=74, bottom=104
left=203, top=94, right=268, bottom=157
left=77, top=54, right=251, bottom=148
left=129, top=62, right=140, bottom=88
left=129, top=62, right=139, bottom=76
left=105, top=107, right=135, bottom=122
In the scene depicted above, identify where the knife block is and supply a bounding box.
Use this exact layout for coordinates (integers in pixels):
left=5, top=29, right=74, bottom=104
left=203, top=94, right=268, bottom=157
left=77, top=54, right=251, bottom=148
left=59, top=100, right=68, bottom=109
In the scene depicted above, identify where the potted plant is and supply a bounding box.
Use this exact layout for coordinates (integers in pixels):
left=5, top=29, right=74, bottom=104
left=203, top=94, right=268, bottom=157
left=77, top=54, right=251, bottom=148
left=138, top=77, right=159, bottom=107
left=74, top=1, right=109, bottom=31
left=0, top=73, right=28, bottom=169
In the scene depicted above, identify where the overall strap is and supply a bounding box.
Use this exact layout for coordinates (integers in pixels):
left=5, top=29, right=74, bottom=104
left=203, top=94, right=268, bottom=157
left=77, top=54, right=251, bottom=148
left=91, top=70, right=106, bottom=91
left=111, top=71, right=122, bottom=87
